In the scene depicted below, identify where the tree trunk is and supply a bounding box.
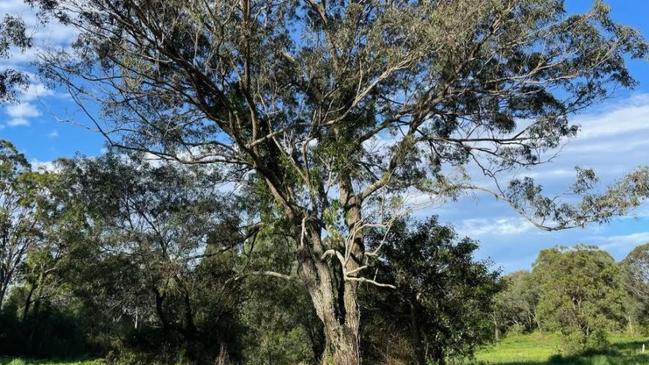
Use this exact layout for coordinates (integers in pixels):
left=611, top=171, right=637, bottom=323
left=303, top=262, right=361, bottom=365
left=23, top=283, right=36, bottom=320
left=317, top=284, right=361, bottom=365
left=298, top=223, right=361, bottom=365
left=0, top=274, right=9, bottom=308
left=409, top=303, right=427, bottom=365
left=492, top=314, right=500, bottom=341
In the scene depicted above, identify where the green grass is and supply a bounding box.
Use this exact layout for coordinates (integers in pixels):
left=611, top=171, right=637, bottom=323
left=474, top=332, right=649, bottom=365
left=3, top=334, right=648, bottom=365
left=0, top=358, right=102, bottom=365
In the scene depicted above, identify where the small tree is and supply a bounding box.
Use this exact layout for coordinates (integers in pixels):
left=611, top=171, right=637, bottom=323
left=621, top=243, right=649, bottom=334
left=57, top=154, right=248, bottom=362
left=493, top=271, right=540, bottom=337
left=533, top=246, right=629, bottom=353
left=30, top=0, right=649, bottom=362
left=361, top=217, right=501, bottom=365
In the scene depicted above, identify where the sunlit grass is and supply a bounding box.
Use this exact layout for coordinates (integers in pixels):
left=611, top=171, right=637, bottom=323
left=474, top=332, right=649, bottom=365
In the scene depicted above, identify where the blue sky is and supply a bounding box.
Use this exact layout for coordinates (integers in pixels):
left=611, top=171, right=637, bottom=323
left=1, top=0, right=649, bottom=273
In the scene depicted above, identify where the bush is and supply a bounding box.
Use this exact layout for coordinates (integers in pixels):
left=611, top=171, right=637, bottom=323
left=506, top=323, right=526, bottom=337
left=560, top=329, right=610, bottom=356
left=0, top=298, right=94, bottom=359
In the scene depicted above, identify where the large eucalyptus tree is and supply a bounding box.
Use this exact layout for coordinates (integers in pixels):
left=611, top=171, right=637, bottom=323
left=30, top=0, right=649, bottom=362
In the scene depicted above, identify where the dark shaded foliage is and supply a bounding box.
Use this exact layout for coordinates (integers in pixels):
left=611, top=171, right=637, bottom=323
left=361, top=217, right=501, bottom=365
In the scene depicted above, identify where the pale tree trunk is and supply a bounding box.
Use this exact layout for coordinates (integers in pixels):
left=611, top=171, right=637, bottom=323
left=260, top=159, right=366, bottom=364
left=298, top=221, right=362, bottom=365
left=0, top=280, right=7, bottom=308
left=308, top=269, right=361, bottom=365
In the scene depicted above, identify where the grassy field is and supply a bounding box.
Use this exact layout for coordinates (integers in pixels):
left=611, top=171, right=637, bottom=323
left=474, top=332, right=649, bottom=365
left=2, top=333, right=649, bottom=365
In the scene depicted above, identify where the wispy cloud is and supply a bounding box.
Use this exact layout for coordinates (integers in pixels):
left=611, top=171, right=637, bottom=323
left=456, top=217, right=534, bottom=237
left=2, top=81, right=55, bottom=128
left=573, top=94, right=649, bottom=140
left=592, top=232, right=649, bottom=251
left=5, top=102, right=40, bottom=127
left=7, top=103, right=41, bottom=118
left=20, top=83, right=54, bottom=101
left=6, top=118, right=30, bottom=127
left=438, top=93, right=649, bottom=271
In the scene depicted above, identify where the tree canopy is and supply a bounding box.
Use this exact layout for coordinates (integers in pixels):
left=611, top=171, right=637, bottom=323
left=1, top=0, right=649, bottom=363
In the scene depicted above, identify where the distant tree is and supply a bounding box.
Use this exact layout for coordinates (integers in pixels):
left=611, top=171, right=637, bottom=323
left=361, top=217, right=501, bottom=365
left=0, top=144, right=92, bottom=358
left=493, top=271, right=539, bottom=338
left=622, top=243, right=649, bottom=298
left=32, top=0, right=649, bottom=361
left=0, top=140, right=38, bottom=307
left=533, top=246, right=629, bottom=352
left=56, top=154, right=250, bottom=362
left=621, top=243, right=649, bottom=333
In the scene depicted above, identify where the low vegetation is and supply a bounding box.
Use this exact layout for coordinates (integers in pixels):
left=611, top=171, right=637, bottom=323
left=0, top=359, right=101, bottom=365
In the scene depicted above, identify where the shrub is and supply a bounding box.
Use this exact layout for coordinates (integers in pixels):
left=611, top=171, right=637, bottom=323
left=560, top=329, right=610, bottom=356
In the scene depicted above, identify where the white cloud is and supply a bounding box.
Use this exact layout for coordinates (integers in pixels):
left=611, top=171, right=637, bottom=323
left=6, top=102, right=41, bottom=118
left=456, top=217, right=534, bottom=237
left=31, top=159, right=58, bottom=172
left=2, top=82, right=54, bottom=128
left=4, top=102, right=39, bottom=127
left=48, top=129, right=59, bottom=138
left=19, top=83, right=54, bottom=101
left=482, top=94, right=649, bottom=194
left=594, top=232, right=649, bottom=252
left=573, top=94, right=649, bottom=140
left=7, top=118, right=29, bottom=127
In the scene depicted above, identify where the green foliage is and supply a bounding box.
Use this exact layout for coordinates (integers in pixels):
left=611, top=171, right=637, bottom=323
left=238, top=228, right=322, bottom=365
left=560, top=329, right=611, bottom=356
left=620, top=243, right=649, bottom=335
left=492, top=245, right=649, bottom=355
left=361, top=217, right=501, bottom=365
left=0, top=16, right=30, bottom=101
left=494, top=271, right=540, bottom=337
left=533, top=246, right=629, bottom=343
left=0, top=140, right=35, bottom=307
left=24, top=0, right=649, bottom=362
left=0, top=298, right=92, bottom=359
left=0, top=359, right=102, bottom=365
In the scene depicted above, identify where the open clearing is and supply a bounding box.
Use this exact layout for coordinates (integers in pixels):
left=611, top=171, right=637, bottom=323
left=474, top=332, right=649, bottom=365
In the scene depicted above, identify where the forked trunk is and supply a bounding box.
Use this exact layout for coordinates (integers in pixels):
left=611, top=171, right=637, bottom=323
left=310, top=273, right=361, bottom=365
left=298, top=225, right=362, bottom=365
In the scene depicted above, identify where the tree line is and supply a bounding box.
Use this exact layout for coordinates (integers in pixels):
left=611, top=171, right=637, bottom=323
left=1, top=0, right=649, bottom=364
left=494, top=244, right=649, bottom=354
left=0, top=145, right=501, bottom=364
left=3, top=139, right=649, bottom=364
